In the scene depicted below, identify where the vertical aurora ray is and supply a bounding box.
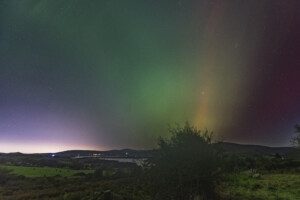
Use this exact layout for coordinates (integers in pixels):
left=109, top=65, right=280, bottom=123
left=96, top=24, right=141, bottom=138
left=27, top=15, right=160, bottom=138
left=192, top=1, right=254, bottom=136
left=187, top=1, right=300, bottom=145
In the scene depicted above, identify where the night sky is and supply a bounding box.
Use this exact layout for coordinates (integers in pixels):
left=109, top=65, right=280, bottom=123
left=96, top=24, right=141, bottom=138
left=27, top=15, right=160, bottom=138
left=0, top=0, right=299, bottom=153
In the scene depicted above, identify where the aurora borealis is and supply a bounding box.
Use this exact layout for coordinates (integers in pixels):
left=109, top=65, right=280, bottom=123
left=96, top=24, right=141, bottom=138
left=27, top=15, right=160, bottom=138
left=0, top=0, right=299, bottom=153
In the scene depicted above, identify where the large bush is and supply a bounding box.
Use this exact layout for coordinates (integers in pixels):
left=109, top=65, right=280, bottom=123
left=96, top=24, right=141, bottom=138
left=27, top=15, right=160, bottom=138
left=145, top=123, right=222, bottom=200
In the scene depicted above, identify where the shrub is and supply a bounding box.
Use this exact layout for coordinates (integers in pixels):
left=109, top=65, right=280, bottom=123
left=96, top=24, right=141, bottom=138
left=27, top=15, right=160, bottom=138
left=145, top=123, right=223, bottom=200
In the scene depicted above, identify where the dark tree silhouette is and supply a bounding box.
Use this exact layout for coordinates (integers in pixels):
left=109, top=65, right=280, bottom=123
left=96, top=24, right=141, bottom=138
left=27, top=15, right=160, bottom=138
left=145, top=123, right=222, bottom=200
left=291, top=124, right=300, bottom=148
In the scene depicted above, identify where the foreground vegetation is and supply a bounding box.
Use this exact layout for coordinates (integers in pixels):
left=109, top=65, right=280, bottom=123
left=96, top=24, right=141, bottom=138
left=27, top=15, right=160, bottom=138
left=0, top=169, right=298, bottom=200
left=0, top=123, right=299, bottom=200
left=220, top=172, right=300, bottom=200
left=0, top=165, right=94, bottom=177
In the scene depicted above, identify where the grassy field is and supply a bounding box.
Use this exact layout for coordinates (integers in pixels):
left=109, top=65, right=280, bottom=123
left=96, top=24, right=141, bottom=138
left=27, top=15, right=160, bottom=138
left=220, top=171, right=300, bottom=200
left=0, top=165, right=94, bottom=177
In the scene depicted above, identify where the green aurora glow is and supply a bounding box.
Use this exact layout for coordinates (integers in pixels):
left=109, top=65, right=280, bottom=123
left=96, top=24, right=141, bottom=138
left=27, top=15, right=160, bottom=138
left=0, top=1, right=299, bottom=152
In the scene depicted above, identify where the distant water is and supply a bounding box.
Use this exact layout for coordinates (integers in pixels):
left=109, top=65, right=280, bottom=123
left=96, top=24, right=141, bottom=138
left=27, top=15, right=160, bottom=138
left=100, top=158, right=146, bottom=166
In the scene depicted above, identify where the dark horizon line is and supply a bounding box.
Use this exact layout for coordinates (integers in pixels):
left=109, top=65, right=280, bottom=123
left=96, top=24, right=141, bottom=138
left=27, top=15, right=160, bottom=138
left=0, top=141, right=295, bottom=155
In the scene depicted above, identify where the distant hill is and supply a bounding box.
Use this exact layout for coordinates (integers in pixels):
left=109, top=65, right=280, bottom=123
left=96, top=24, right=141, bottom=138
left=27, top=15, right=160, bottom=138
left=53, top=149, right=155, bottom=158
left=215, top=142, right=298, bottom=157
left=37, top=143, right=299, bottom=158
left=0, top=143, right=298, bottom=159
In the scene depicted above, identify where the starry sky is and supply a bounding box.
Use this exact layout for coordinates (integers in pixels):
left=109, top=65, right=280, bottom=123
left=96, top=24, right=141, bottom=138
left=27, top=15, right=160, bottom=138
left=0, top=0, right=299, bottom=153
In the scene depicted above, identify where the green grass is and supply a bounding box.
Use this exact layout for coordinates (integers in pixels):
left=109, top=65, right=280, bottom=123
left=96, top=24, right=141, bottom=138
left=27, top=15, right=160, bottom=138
left=0, top=165, right=94, bottom=177
left=220, top=171, right=300, bottom=200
